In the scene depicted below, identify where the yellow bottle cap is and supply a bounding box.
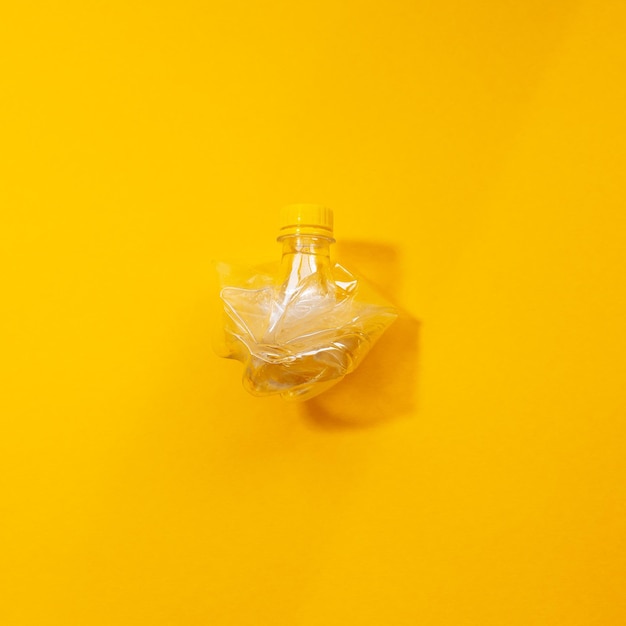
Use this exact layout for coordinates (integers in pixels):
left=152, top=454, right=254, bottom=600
left=278, top=204, right=334, bottom=240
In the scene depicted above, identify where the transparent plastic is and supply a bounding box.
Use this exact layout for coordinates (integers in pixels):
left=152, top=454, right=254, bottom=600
left=215, top=211, right=397, bottom=400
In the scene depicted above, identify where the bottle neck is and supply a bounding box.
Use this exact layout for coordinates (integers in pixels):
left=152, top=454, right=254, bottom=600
left=279, top=234, right=332, bottom=257
left=276, top=234, right=334, bottom=291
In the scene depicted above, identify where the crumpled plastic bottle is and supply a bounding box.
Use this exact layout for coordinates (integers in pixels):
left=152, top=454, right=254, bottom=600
left=215, top=204, right=397, bottom=400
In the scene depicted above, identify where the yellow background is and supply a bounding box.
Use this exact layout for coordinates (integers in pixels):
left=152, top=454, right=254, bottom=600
left=2, top=1, right=626, bottom=624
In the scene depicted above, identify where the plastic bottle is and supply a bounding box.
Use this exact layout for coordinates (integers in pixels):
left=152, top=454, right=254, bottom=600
left=217, top=204, right=397, bottom=400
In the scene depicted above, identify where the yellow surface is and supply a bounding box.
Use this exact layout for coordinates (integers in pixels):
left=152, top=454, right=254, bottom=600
left=2, top=1, right=626, bottom=624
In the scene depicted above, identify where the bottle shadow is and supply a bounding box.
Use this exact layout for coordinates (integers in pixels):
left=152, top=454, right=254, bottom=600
left=300, top=240, right=420, bottom=430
